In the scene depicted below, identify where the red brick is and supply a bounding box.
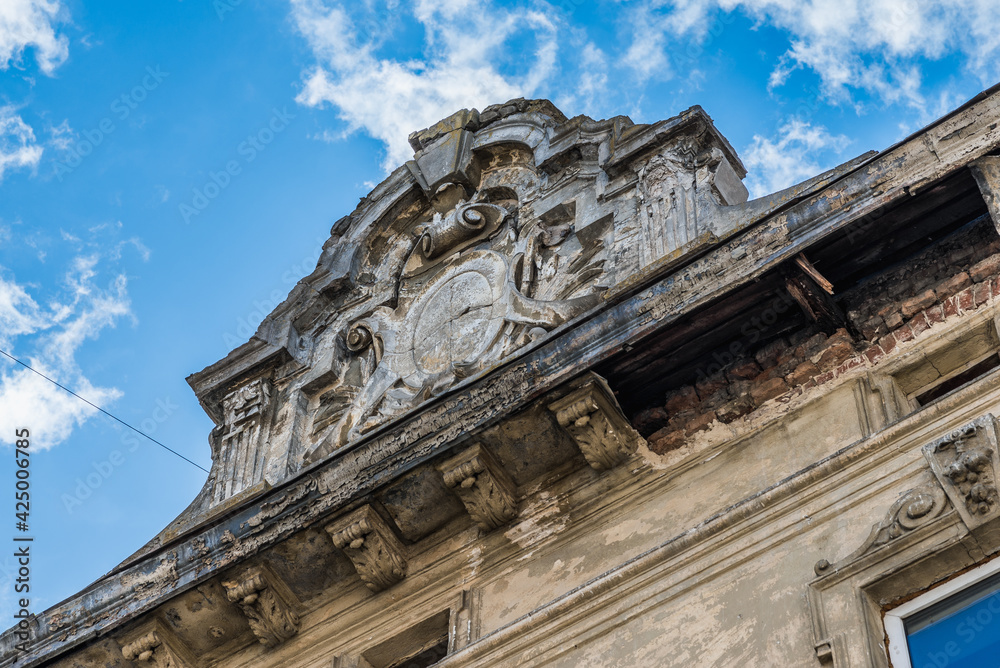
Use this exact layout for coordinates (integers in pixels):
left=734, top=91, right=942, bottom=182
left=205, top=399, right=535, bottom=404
left=814, top=371, right=835, bottom=386
left=634, top=406, right=669, bottom=435
left=957, top=287, right=975, bottom=313
left=879, top=333, right=897, bottom=356
left=969, top=255, right=1000, bottom=282
left=750, top=377, right=789, bottom=404
left=695, top=373, right=727, bottom=400
left=648, top=428, right=685, bottom=454
left=726, top=359, right=761, bottom=381
left=935, top=272, right=972, bottom=299
left=717, top=395, right=755, bottom=424
left=836, top=357, right=865, bottom=375
left=795, top=332, right=829, bottom=359
left=895, top=324, right=915, bottom=343
left=786, top=360, right=819, bottom=386
left=859, top=316, right=888, bottom=341
left=909, top=312, right=930, bottom=338
left=943, top=295, right=960, bottom=319
left=925, top=304, right=945, bottom=325
left=754, top=339, right=790, bottom=368
left=864, top=345, right=885, bottom=365
left=684, top=410, right=717, bottom=434
left=900, top=289, right=938, bottom=319
left=703, top=387, right=732, bottom=410
left=817, top=340, right=855, bottom=370
left=884, top=311, right=904, bottom=330
left=973, top=281, right=992, bottom=307
left=664, top=386, right=698, bottom=414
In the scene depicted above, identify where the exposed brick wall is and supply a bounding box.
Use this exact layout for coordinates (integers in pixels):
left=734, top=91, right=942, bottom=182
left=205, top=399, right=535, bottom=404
left=635, top=219, right=1000, bottom=455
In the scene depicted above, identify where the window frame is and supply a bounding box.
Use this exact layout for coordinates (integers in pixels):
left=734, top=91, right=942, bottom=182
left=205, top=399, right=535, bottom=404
left=883, top=555, right=1000, bottom=668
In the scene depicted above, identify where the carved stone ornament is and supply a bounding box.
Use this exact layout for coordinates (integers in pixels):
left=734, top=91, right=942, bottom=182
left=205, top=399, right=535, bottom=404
left=120, top=623, right=195, bottom=668
left=221, top=566, right=300, bottom=647
left=923, top=414, right=1000, bottom=530
left=325, top=505, right=408, bottom=592
left=548, top=374, right=643, bottom=470
left=213, top=376, right=272, bottom=505
left=438, top=443, right=518, bottom=531
left=814, top=485, right=949, bottom=576
left=305, top=122, right=614, bottom=456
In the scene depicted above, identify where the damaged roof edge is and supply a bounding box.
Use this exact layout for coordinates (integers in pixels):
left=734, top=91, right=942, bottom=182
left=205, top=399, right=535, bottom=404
left=8, top=85, right=1000, bottom=667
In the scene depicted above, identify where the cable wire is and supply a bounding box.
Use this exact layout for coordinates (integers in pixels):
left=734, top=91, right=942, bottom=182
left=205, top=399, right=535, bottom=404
left=0, top=347, right=209, bottom=473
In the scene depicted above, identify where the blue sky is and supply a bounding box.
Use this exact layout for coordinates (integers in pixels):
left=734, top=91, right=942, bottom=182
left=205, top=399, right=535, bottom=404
left=0, top=0, right=999, bottom=623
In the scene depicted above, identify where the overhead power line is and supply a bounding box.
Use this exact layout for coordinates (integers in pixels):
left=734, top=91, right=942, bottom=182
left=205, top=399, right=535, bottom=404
left=0, top=347, right=209, bottom=474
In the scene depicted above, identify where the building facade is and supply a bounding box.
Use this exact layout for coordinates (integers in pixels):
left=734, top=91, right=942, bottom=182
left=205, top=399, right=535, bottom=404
left=6, top=90, right=1000, bottom=667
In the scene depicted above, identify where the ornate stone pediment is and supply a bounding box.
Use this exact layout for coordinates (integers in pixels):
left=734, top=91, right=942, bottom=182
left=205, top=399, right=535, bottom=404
left=186, top=98, right=755, bottom=505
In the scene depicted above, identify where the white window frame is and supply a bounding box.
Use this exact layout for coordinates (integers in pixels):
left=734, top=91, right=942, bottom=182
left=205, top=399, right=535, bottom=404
left=884, top=556, right=1000, bottom=667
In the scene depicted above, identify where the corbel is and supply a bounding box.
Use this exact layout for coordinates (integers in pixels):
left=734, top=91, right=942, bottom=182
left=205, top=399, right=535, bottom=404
left=548, top=374, right=642, bottom=470
left=221, top=565, right=300, bottom=648
left=120, top=621, right=196, bottom=667
left=438, top=443, right=518, bottom=532
left=325, top=504, right=408, bottom=592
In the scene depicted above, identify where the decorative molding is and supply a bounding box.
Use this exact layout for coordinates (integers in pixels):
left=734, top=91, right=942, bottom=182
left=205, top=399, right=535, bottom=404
left=221, top=566, right=300, bottom=648
left=548, top=375, right=643, bottom=470
left=213, top=376, right=273, bottom=506
left=438, top=443, right=518, bottom=532
left=923, top=414, right=1000, bottom=530
left=326, top=505, right=408, bottom=592
left=119, top=623, right=194, bottom=668
left=815, top=485, right=948, bottom=575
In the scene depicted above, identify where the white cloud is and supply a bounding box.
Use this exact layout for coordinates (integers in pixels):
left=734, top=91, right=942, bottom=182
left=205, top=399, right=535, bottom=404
left=0, top=0, right=68, bottom=74
left=0, top=254, right=134, bottom=450
left=290, top=0, right=559, bottom=170
left=0, top=106, right=43, bottom=182
left=620, top=0, right=1000, bottom=108
left=743, top=118, right=849, bottom=197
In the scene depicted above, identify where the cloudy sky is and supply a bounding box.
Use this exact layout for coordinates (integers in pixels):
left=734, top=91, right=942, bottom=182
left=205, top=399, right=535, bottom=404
left=1, top=0, right=998, bottom=621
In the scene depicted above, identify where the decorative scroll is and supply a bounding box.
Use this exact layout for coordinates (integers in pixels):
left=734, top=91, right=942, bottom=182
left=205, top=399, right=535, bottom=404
left=438, top=443, right=518, bottom=531
left=923, top=414, right=1000, bottom=530
left=222, top=566, right=300, bottom=647
left=548, top=375, right=642, bottom=470
left=326, top=505, right=408, bottom=592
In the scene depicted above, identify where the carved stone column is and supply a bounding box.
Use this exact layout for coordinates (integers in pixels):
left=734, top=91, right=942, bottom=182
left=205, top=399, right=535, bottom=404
left=438, top=443, right=518, bottom=531
left=120, top=623, right=194, bottom=668
left=548, top=375, right=643, bottom=470
left=326, top=505, right=408, bottom=592
left=923, top=414, right=1000, bottom=530
left=221, top=566, right=299, bottom=647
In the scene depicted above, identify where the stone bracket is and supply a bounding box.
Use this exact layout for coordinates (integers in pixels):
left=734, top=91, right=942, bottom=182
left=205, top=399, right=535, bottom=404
left=438, top=443, right=518, bottom=532
left=548, top=374, right=643, bottom=470
left=120, top=621, right=195, bottom=667
left=222, top=565, right=300, bottom=648
left=923, top=413, right=1000, bottom=530
left=326, top=504, right=408, bottom=592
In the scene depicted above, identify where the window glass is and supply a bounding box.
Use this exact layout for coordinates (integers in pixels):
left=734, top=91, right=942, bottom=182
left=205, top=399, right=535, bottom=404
left=904, top=571, right=1000, bottom=668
